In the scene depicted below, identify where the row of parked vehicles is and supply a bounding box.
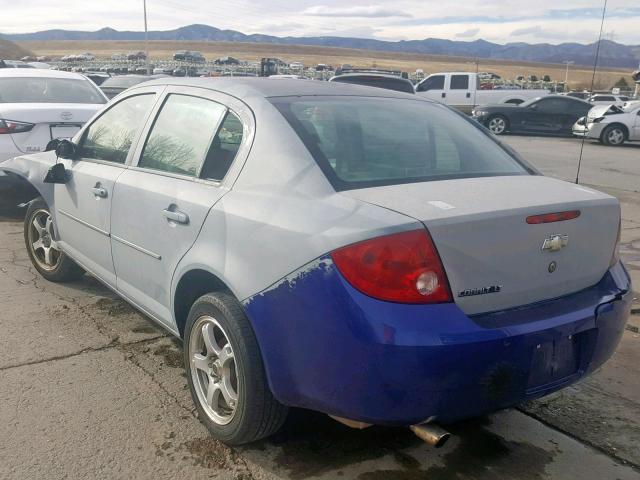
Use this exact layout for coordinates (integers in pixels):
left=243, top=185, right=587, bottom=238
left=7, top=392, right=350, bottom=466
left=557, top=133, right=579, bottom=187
left=0, top=64, right=632, bottom=448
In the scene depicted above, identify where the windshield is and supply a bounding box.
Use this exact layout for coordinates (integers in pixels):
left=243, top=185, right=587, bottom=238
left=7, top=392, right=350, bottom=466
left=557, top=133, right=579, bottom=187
left=331, top=75, right=415, bottom=94
left=272, top=96, right=531, bottom=190
left=0, top=77, right=106, bottom=104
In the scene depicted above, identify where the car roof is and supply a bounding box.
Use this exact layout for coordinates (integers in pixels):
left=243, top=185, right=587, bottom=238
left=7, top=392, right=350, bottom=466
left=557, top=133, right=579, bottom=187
left=331, top=73, right=410, bottom=82
left=0, top=68, right=89, bottom=80
left=138, top=77, right=423, bottom=100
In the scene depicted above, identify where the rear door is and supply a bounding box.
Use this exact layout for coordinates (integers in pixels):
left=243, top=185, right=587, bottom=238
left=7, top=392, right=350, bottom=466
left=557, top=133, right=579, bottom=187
left=110, top=87, right=250, bottom=326
left=54, top=88, right=160, bottom=287
left=446, top=74, right=473, bottom=112
left=521, top=97, right=565, bottom=133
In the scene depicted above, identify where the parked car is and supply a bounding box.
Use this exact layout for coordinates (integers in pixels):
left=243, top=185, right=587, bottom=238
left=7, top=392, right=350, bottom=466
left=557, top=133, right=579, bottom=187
left=589, top=94, right=630, bottom=107
left=416, top=72, right=549, bottom=113
left=584, top=103, right=640, bottom=146
left=565, top=91, right=591, bottom=100
left=329, top=73, right=415, bottom=94
left=99, top=74, right=167, bottom=99
left=472, top=95, right=592, bottom=135
left=0, top=69, right=107, bottom=162
left=127, top=51, right=147, bottom=61
left=1, top=78, right=630, bottom=447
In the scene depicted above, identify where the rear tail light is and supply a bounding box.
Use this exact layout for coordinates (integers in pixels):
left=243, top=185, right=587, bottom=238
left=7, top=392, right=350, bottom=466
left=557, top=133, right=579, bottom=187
left=0, top=119, right=34, bottom=135
left=331, top=229, right=452, bottom=304
left=526, top=210, right=580, bottom=224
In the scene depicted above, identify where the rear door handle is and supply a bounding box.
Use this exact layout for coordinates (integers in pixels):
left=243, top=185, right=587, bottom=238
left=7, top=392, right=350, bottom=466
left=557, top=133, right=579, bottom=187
left=163, top=208, right=189, bottom=225
left=92, top=187, right=108, bottom=198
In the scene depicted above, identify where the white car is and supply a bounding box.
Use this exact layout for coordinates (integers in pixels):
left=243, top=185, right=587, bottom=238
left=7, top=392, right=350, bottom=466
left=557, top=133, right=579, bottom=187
left=584, top=103, right=640, bottom=146
left=589, top=94, right=630, bottom=107
left=0, top=69, right=107, bottom=162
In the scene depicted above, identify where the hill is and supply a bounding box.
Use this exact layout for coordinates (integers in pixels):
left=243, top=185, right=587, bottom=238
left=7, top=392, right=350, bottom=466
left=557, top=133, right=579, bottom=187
left=4, top=24, right=639, bottom=69
left=0, top=38, right=32, bottom=59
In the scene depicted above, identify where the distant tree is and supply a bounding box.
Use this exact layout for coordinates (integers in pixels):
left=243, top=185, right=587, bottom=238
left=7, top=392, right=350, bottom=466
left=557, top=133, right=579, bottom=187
left=614, top=76, right=629, bottom=88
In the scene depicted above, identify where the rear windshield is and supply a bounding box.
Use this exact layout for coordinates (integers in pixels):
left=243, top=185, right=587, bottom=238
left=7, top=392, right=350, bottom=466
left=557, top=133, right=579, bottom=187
left=331, top=75, right=415, bottom=94
left=272, top=96, right=531, bottom=190
left=101, top=76, right=148, bottom=88
left=0, top=77, right=106, bottom=104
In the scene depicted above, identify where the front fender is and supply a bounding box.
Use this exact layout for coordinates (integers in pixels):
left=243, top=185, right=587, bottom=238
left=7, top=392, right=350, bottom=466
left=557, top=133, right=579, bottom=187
left=1, top=152, right=58, bottom=229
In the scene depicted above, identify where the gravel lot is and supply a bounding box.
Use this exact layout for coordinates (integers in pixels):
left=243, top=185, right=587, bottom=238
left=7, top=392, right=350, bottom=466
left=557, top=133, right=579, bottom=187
left=1, top=135, right=639, bottom=479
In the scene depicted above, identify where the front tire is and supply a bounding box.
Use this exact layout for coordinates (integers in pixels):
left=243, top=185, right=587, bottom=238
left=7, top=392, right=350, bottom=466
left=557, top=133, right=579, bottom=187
left=486, top=115, right=509, bottom=135
left=601, top=125, right=626, bottom=146
left=24, top=198, right=84, bottom=282
left=184, top=292, right=288, bottom=445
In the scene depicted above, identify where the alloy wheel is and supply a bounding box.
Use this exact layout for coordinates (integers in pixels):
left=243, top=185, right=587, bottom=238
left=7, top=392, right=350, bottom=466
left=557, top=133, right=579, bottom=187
left=606, top=128, right=625, bottom=145
left=488, top=117, right=506, bottom=134
left=28, top=209, right=61, bottom=271
left=189, top=316, right=239, bottom=425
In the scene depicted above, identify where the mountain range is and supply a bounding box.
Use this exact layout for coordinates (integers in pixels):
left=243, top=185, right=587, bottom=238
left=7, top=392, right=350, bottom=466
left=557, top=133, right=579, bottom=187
left=3, top=24, right=640, bottom=69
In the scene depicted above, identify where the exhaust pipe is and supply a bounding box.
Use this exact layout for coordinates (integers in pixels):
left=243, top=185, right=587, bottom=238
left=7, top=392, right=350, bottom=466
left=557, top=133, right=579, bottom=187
left=410, top=424, right=451, bottom=448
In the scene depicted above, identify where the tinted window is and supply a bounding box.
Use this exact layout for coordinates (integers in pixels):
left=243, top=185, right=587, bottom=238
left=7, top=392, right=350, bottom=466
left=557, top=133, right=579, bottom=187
left=620, top=96, right=629, bottom=101
left=272, top=97, right=529, bottom=190
left=200, top=111, right=244, bottom=181
left=535, top=98, right=570, bottom=114
left=417, top=75, right=445, bottom=91
left=450, top=75, right=469, bottom=90
left=593, top=96, right=615, bottom=101
left=80, top=94, right=155, bottom=163
left=139, top=94, right=226, bottom=177
left=332, top=75, right=414, bottom=94
left=0, top=77, right=106, bottom=104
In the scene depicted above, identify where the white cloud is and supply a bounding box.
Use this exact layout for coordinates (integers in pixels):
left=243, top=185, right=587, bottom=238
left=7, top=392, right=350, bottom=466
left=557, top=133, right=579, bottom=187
left=456, top=28, right=480, bottom=38
left=302, top=5, right=412, bottom=18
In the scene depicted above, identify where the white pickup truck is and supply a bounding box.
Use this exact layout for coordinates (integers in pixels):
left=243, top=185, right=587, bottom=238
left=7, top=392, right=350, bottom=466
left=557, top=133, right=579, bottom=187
left=415, top=72, right=549, bottom=113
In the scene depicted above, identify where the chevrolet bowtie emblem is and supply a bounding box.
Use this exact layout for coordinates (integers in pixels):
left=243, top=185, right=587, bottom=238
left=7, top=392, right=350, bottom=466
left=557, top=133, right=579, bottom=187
left=541, top=234, right=568, bottom=252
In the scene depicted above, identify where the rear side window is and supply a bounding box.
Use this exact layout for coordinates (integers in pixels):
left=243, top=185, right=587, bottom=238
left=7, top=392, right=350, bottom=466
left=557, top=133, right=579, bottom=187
left=200, top=111, right=244, bottom=181
left=272, top=97, right=529, bottom=190
left=450, top=75, right=469, bottom=90
left=0, top=77, right=106, bottom=104
left=80, top=94, right=155, bottom=163
left=139, top=94, right=226, bottom=177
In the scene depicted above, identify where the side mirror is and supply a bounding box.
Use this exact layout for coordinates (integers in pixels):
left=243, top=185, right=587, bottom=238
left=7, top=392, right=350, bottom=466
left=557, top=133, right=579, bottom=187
left=43, top=163, right=69, bottom=184
left=55, top=139, right=78, bottom=160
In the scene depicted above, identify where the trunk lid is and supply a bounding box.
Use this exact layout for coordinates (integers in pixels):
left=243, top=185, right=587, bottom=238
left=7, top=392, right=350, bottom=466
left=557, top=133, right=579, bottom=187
left=0, top=103, right=101, bottom=154
left=342, top=176, right=619, bottom=315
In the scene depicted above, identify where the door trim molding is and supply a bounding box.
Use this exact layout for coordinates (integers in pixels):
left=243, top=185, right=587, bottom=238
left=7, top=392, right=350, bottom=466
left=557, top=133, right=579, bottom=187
left=58, top=209, right=109, bottom=237
left=112, top=234, right=162, bottom=260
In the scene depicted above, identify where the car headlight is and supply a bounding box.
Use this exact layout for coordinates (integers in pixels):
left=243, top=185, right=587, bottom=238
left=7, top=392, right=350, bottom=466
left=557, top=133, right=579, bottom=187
left=473, top=110, right=487, bottom=117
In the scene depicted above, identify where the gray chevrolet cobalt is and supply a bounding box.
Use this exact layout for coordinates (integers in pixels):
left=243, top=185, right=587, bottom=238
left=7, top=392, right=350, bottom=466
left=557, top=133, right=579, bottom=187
left=1, top=78, right=631, bottom=446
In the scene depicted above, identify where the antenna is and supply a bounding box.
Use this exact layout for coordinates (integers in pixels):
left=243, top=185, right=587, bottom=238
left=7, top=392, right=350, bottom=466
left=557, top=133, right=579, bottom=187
left=575, top=0, right=608, bottom=184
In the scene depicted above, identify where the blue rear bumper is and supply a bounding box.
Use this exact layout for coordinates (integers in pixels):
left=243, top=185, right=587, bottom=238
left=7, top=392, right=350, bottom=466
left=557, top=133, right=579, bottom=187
left=243, top=259, right=632, bottom=425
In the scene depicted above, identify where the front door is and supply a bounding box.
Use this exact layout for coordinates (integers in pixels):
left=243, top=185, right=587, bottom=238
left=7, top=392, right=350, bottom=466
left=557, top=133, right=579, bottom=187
left=54, top=92, right=158, bottom=287
left=111, top=88, right=248, bottom=326
left=446, top=74, right=473, bottom=113
left=632, top=109, right=640, bottom=140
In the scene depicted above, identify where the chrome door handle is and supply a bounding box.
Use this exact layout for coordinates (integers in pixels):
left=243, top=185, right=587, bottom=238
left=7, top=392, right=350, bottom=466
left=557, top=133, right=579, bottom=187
left=163, top=209, right=189, bottom=225
left=92, top=187, right=108, bottom=198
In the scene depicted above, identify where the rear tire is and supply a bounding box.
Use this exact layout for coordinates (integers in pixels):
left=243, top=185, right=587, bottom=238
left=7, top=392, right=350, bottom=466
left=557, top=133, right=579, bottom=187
left=184, top=292, right=288, bottom=445
left=486, top=115, right=509, bottom=135
left=601, top=125, right=626, bottom=146
left=24, top=198, right=84, bottom=282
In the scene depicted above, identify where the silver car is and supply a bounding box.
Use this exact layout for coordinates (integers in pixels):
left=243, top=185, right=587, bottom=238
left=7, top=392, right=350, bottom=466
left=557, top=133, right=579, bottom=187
left=1, top=78, right=631, bottom=446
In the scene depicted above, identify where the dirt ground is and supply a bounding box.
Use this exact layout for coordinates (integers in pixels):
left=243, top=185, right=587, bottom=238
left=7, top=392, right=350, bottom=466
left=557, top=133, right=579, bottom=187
left=0, top=135, right=639, bottom=479
left=18, top=39, right=634, bottom=90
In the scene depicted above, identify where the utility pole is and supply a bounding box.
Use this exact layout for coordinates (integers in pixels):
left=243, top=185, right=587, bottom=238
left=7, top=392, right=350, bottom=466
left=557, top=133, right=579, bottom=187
left=562, top=60, right=574, bottom=90
left=144, top=0, right=150, bottom=75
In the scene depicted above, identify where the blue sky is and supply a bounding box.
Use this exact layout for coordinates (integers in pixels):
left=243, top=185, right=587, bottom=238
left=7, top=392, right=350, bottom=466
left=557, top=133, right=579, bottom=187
left=2, top=1, right=639, bottom=45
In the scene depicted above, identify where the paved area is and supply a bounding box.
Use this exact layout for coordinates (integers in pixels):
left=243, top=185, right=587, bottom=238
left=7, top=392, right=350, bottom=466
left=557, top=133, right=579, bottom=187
left=1, top=135, right=639, bottom=479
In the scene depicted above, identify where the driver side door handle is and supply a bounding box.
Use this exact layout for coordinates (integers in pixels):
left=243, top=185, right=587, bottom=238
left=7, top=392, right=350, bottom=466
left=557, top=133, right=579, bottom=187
left=92, top=186, right=108, bottom=198
left=163, top=208, right=189, bottom=225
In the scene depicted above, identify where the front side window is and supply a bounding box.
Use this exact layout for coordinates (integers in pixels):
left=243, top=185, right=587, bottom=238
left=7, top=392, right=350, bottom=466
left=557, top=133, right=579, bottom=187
left=80, top=94, right=155, bottom=163
left=272, top=96, right=530, bottom=190
left=139, top=94, right=226, bottom=177
left=417, top=75, right=445, bottom=92
left=450, top=75, right=469, bottom=90
left=0, top=77, right=106, bottom=104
